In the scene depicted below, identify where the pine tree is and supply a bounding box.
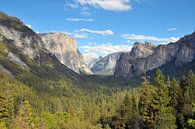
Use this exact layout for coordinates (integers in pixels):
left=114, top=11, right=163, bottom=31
left=126, top=93, right=141, bottom=129
left=179, top=71, right=195, bottom=128
left=181, top=70, right=195, bottom=100
left=182, top=87, right=193, bottom=128
left=138, top=74, right=154, bottom=129
left=111, top=94, right=133, bottom=129
left=0, top=93, right=14, bottom=128
left=154, top=69, right=166, bottom=88
left=5, top=93, right=14, bottom=127
left=169, top=78, right=185, bottom=128
left=186, top=70, right=195, bottom=96
left=14, top=100, right=36, bottom=129
left=0, top=94, right=9, bottom=122
left=152, top=70, right=176, bottom=129
left=169, top=78, right=180, bottom=109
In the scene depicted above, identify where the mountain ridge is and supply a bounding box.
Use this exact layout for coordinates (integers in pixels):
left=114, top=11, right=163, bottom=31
left=0, top=11, right=83, bottom=83
left=114, top=32, right=195, bottom=79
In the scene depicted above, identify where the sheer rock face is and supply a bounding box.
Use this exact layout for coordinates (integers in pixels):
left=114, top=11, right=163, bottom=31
left=114, top=42, right=156, bottom=78
left=175, top=33, right=195, bottom=65
left=0, top=12, right=84, bottom=81
left=130, top=42, right=156, bottom=58
left=90, top=52, right=121, bottom=75
left=114, top=52, right=132, bottom=78
left=114, top=33, right=195, bottom=78
left=40, top=33, right=91, bottom=73
left=0, top=12, right=43, bottom=60
left=0, top=12, right=90, bottom=75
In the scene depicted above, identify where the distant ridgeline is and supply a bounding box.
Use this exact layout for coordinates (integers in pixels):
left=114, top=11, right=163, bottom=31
left=114, top=33, right=195, bottom=84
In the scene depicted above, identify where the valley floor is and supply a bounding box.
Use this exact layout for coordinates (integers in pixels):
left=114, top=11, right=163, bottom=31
left=0, top=69, right=195, bottom=129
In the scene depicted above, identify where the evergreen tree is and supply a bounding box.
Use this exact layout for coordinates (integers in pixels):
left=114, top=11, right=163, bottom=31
left=181, top=70, right=195, bottom=100
left=169, top=78, right=185, bottom=128
left=169, top=78, right=180, bottom=109
left=126, top=93, right=141, bottom=129
left=0, top=94, right=9, bottom=123
left=179, top=71, right=195, bottom=128
left=154, top=69, right=166, bottom=88
left=152, top=70, right=176, bottom=129
left=0, top=93, right=14, bottom=128
left=186, top=70, right=195, bottom=100
left=5, top=93, right=14, bottom=127
left=111, top=94, right=131, bottom=129
left=14, top=100, right=36, bottom=129
left=138, top=74, right=154, bottom=129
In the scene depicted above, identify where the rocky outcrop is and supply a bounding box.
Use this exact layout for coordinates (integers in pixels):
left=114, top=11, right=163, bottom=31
left=7, top=52, right=29, bottom=70
left=130, top=42, right=156, bottom=58
left=39, top=33, right=91, bottom=73
left=0, top=12, right=43, bottom=59
left=114, top=42, right=156, bottom=78
left=114, top=32, right=195, bottom=79
left=0, top=12, right=82, bottom=81
left=0, top=64, right=15, bottom=78
left=90, top=52, right=121, bottom=75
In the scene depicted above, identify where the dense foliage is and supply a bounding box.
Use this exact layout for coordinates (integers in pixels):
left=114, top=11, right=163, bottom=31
left=0, top=69, right=195, bottom=129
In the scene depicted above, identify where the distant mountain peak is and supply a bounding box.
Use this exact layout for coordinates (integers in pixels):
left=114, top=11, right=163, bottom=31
left=90, top=52, right=122, bottom=75
left=130, top=42, right=156, bottom=59
left=133, top=42, right=156, bottom=47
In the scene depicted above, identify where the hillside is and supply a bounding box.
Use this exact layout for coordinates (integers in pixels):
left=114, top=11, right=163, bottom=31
left=0, top=12, right=83, bottom=84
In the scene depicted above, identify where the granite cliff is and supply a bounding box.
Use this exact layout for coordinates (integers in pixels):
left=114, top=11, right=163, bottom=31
left=114, top=34, right=195, bottom=79
left=40, top=33, right=91, bottom=74
left=90, top=52, right=121, bottom=75
left=0, top=12, right=82, bottom=81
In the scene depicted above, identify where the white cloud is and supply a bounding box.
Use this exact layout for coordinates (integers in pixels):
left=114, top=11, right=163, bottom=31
left=76, top=28, right=114, bottom=36
left=25, top=24, right=32, bottom=29
left=76, top=0, right=131, bottom=11
left=80, top=44, right=132, bottom=62
left=122, top=34, right=179, bottom=43
left=54, top=28, right=114, bottom=39
left=66, top=2, right=78, bottom=9
left=63, top=31, right=88, bottom=39
left=67, top=18, right=94, bottom=22
left=73, top=34, right=88, bottom=39
left=167, top=27, right=177, bottom=31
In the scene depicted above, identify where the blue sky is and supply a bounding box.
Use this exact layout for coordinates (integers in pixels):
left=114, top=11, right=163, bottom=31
left=0, top=0, right=195, bottom=61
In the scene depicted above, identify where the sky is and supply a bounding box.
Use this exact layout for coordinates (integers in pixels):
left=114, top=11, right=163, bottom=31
left=0, top=0, right=195, bottom=62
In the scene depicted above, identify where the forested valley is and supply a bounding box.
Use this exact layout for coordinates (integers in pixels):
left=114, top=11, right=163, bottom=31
left=0, top=69, right=195, bottom=129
